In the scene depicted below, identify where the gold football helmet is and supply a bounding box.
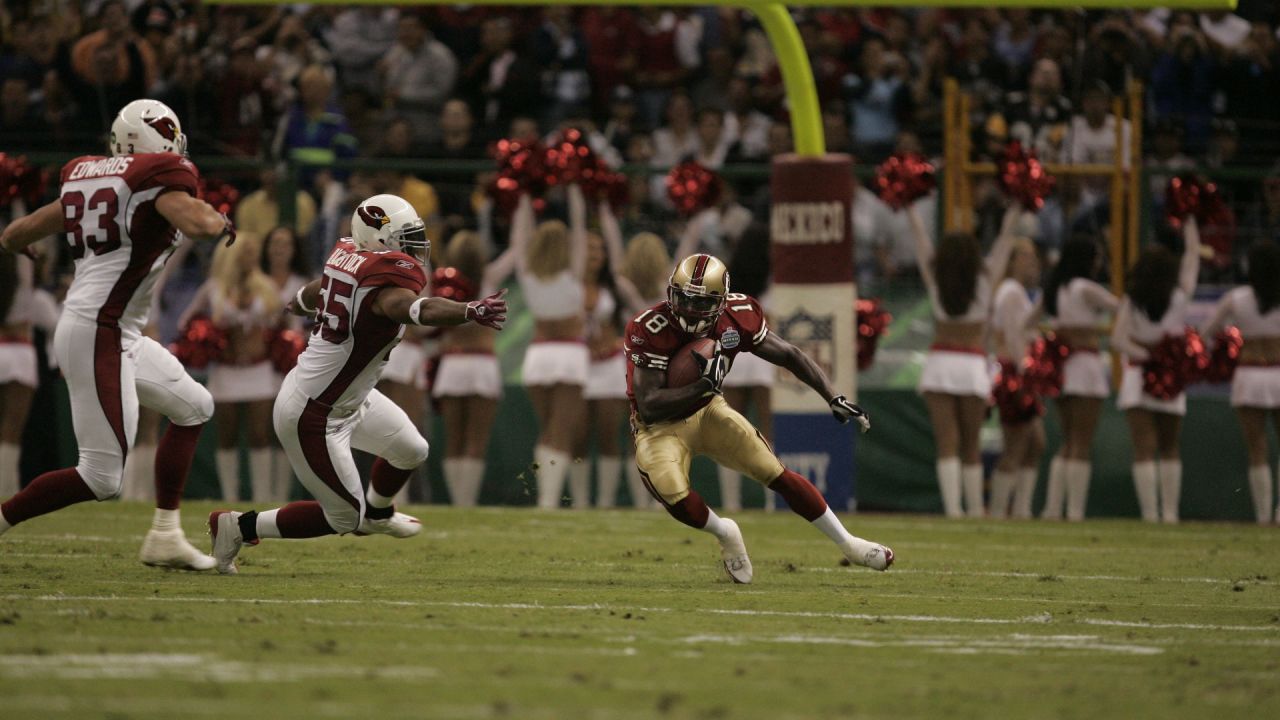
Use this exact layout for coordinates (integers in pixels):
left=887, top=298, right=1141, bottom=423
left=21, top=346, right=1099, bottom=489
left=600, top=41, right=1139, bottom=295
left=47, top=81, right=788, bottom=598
left=668, top=253, right=730, bottom=334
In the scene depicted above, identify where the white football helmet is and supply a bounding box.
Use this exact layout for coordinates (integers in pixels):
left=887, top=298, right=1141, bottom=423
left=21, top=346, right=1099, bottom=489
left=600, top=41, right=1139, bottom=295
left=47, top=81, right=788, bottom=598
left=351, top=194, right=429, bottom=263
left=110, top=99, right=187, bottom=156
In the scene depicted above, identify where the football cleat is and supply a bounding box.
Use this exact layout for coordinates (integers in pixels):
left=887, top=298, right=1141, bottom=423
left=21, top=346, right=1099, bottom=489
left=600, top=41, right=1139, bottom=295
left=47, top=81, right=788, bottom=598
left=717, top=518, right=753, bottom=584
left=846, top=541, right=894, bottom=572
left=139, top=528, right=216, bottom=571
left=358, top=511, right=422, bottom=539
left=208, top=510, right=254, bottom=575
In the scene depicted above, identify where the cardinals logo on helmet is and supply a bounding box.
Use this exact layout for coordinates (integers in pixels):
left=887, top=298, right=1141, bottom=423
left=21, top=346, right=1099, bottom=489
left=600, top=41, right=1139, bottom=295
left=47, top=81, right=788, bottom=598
left=357, top=206, right=391, bottom=230
left=145, top=116, right=179, bottom=142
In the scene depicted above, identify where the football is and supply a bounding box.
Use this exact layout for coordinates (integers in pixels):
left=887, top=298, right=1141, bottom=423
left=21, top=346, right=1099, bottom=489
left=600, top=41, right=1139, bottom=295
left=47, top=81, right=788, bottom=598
left=666, top=337, right=717, bottom=388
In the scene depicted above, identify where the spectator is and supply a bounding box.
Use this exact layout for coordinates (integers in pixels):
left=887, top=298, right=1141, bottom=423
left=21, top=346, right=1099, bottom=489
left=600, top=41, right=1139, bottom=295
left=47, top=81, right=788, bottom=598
left=65, top=0, right=155, bottom=133
left=0, top=76, right=42, bottom=147
left=235, top=165, right=318, bottom=239
left=650, top=91, right=697, bottom=167
left=1146, top=119, right=1196, bottom=219
left=844, top=39, right=913, bottom=163
left=272, top=64, right=358, bottom=194
left=602, top=85, right=642, bottom=157
left=212, top=41, right=272, bottom=157
left=632, top=8, right=698, bottom=127
left=997, top=58, right=1071, bottom=160
left=532, top=7, right=591, bottom=127
left=580, top=7, right=640, bottom=119
left=256, top=12, right=333, bottom=112
left=323, top=7, right=399, bottom=93
left=460, top=15, right=540, bottom=136
left=691, top=46, right=736, bottom=112
left=1150, top=26, right=1216, bottom=154
left=691, top=107, right=731, bottom=169
left=952, top=18, right=1008, bottom=109
left=429, top=98, right=486, bottom=159
left=372, top=117, right=443, bottom=245
left=1200, top=9, right=1252, bottom=56
left=822, top=101, right=852, bottom=154
left=993, top=9, right=1038, bottom=85
left=723, top=77, right=771, bottom=161
left=1067, top=81, right=1130, bottom=222
left=1080, top=16, right=1150, bottom=99
left=1219, top=20, right=1280, bottom=163
left=380, top=13, right=458, bottom=146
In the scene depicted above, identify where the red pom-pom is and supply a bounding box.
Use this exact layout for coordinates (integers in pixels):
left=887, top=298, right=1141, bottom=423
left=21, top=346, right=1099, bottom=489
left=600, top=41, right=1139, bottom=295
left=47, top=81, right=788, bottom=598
left=665, top=161, right=721, bottom=217
left=873, top=153, right=936, bottom=211
left=1021, top=333, right=1071, bottom=398
left=0, top=153, right=48, bottom=209
left=993, top=359, right=1044, bottom=424
left=1164, top=174, right=1226, bottom=232
left=1202, top=326, right=1243, bottom=384
left=855, top=298, right=892, bottom=370
left=544, top=128, right=598, bottom=187
left=488, top=137, right=547, bottom=217
left=267, top=328, right=306, bottom=374
left=431, top=266, right=477, bottom=302
left=587, top=169, right=630, bottom=209
left=1141, top=327, right=1209, bottom=400
left=198, top=177, right=241, bottom=217
left=168, top=316, right=226, bottom=369
left=997, top=141, right=1055, bottom=211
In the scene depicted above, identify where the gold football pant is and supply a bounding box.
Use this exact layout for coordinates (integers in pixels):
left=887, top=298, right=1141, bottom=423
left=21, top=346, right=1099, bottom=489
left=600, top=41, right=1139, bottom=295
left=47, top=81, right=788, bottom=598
left=633, top=395, right=784, bottom=505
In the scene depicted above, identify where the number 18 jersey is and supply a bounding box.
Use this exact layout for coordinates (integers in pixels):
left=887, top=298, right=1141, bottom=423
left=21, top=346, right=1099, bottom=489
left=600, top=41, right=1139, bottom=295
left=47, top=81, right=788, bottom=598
left=58, top=153, right=199, bottom=338
left=292, top=239, right=427, bottom=413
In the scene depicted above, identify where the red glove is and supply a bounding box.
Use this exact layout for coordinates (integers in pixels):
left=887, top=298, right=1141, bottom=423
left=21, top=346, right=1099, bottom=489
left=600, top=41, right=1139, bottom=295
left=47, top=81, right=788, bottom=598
left=465, top=289, right=507, bottom=330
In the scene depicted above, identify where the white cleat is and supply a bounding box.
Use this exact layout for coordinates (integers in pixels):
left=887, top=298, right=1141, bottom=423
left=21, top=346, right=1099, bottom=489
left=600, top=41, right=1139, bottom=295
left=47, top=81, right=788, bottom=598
left=208, top=511, right=248, bottom=575
left=845, top=541, right=894, bottom=572
left=358, top=510, right=422, bottom=538
left=717, top=518, right=753, bottom=584
left=139, top=528, right=216, bottom=571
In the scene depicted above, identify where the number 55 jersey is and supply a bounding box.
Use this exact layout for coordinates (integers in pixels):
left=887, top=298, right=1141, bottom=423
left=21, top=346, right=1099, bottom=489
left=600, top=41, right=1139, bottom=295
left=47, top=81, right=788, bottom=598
left=291, top=239, right=427, bottom=414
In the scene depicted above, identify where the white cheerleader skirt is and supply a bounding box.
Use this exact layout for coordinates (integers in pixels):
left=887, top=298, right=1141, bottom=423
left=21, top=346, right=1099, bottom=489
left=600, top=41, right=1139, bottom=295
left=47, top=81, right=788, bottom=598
left=1062, top=350, right=1109, bottom=398
left=208, top=360, right=277, bottom=403
left=522, top=341, right=589, bottom=387
left=584, top=352, right=628, bottom=400
left=0, top=341, right=37, bottom=387
left=1232, top=365, right=1280, bottom=409
left=382, top=341, right=428, bottom=390
left=918, top=348, right=992, bottom=398
left=724, top=350, right=775, bottom=388
left=1117, top=365, right=1185, bottom=416
left=433, top=352, right=502, bottom=399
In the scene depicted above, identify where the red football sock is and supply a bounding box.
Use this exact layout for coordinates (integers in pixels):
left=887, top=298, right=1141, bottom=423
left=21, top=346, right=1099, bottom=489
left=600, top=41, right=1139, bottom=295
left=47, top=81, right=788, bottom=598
left=665, top=489, right=711, bottom=529
left=154, top=422, right=203, bottom=511
left=1, top=468, right=97, bottom=526
left=275, top=501, right=337, bottom=538
left=369, top=458, right=412, bottom=500
left=768, top=468, right=828, bottom=522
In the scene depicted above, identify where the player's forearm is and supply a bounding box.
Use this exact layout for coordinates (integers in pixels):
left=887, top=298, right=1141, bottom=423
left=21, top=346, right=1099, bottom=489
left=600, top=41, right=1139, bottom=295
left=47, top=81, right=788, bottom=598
left=780, top=346, right=837, bottom=404
left=636, top=382, right=714, bottom=424
left=0, top=201, right=62, bottom=253
left=402, top=296, right=469, bottom=327
left=287, top=280, right=322, bottom=316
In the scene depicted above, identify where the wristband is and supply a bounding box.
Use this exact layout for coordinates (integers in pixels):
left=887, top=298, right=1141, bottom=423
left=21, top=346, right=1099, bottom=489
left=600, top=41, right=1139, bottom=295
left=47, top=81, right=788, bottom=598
left=408, top=297, right=427, bottom=326
left=294, top=286, right=315, bottom=314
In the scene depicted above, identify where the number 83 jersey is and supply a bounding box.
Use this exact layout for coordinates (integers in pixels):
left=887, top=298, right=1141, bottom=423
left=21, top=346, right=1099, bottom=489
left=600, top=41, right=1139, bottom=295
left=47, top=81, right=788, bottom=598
left=58, top=153, right=199, bottom=338
left=293, top=239, right=427, bottom=413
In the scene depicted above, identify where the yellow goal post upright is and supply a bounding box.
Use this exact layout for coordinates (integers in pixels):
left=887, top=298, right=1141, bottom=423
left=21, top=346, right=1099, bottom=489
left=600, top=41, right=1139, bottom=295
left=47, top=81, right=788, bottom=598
left=213, top=0, right=1234, bottom=511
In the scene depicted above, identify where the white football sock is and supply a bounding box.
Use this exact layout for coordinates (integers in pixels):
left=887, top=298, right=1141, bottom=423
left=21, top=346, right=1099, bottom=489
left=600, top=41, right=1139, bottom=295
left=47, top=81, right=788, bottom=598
left=151, top=507, right=180, bottom=533
left=256, top=508, right=282, bottom=539
left=811, top=507, right=878, bottom=559
left=366, top=486, right=395, bottom=509
left=1011, top=467, right=1037, bottom=519
left=962, top=464, right=985, bottom=518
left=272, top=449, right=293, bottom=502
left=534, top=445, right=569, bottom=509
left=1064, top=460, right=1091, bottom=522
left=936, top=458, right=962, bottom=518
left=596, top=456, right=622, bottom=508
left=216, top=449, right=240, bottom=502
left=717, top=466, right=742, bottom=512
left=626, top=463, right=650, bottom=509
left=249, top=448, right=273, bottom=503
left=1157, top=459, right=1181, bottom=524
left=989, top=469, right=1016, bottom=519
left=1041, top=455, right=1065, bottom=520
left=1132, top=460, right=1158, bottom=522
left=700, top=506, right=732, bottom=539
left=0, top=443, right=18, bottom=498
left=568, top=460, right=590, bottom=509
left=1248, top=465, right=1273, bottom=526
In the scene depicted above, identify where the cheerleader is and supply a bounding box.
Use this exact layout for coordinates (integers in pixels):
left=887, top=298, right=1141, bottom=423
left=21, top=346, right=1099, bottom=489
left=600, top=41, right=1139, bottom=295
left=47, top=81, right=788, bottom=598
left=1042, top=239, right=1119, bottom=521
left=434, top=229, right=519, bottom=506
left=515, top=188, right=590, bottom=508
left=990, top=238, right=1044, bottom=518
left=1111, top=219, right=1201, bottom=524
left=182, top=234, right=282, bottom=502
left=0, top=251, right=36, bottom=498
left=908, top=204, right=1018, bottom=517
left=262, top=226, right=309, bottom=501
left=1201, top=240, right=1280, bottom=525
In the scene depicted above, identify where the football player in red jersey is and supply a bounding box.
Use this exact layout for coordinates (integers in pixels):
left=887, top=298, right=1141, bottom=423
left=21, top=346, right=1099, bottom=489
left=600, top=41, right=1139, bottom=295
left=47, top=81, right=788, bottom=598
left=208, top=195, right=507, bottom=574
left=624, top=253, right=893, bottom=583
left=0, top=100, right=235, bottom=570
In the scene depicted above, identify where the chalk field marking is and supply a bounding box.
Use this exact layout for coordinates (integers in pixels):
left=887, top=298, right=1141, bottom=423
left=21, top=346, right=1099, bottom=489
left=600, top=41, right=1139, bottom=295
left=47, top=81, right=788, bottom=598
left=682, top=632, right=1164, bottom=656
left=0, top=652, right=438, bottom=683
left=5, top=594, right=1278, bottom=634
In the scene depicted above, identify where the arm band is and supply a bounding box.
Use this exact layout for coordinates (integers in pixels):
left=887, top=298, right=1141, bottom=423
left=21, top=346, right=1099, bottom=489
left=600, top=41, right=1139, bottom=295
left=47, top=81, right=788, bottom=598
left=294, top=286, right=315, bottom=314
left=408, top=297, right=427, bottom=326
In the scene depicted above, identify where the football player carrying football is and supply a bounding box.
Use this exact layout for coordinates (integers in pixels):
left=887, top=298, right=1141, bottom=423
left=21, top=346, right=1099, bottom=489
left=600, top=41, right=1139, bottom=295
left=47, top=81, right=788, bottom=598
left=624, top=253, right=893, bottom=583
left=208, top=195, right=506, bottom=574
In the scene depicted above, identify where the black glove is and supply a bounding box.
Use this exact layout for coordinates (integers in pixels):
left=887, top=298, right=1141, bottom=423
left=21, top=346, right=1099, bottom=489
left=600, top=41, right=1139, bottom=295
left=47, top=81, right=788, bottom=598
left=694, top=342, right=728, bottom=394
left=217, top=213, right=237, bottom=247
left=830, top=395, right=870, bottom=433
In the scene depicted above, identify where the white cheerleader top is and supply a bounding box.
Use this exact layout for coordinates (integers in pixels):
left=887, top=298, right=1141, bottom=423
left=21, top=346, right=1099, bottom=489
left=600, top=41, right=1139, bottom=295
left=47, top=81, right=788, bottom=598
left=520, top=270, right=584, bottom=321
left=1219, top=286, right=1280, bottom=338
left=992, top=278, right=1035, bottom=359
left=1054, top=278, right=1117, bottom=327
left=1125, top=289, right=1190, bottom=345
left=926, top=273, right=991, bottom=323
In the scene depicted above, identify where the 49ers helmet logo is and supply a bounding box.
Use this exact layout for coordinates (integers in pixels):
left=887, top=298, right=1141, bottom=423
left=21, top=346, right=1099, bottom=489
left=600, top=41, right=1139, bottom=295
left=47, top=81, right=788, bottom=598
left=145, top=116, right=179, bottom=142
left=357, top=205, right=390, bottom=230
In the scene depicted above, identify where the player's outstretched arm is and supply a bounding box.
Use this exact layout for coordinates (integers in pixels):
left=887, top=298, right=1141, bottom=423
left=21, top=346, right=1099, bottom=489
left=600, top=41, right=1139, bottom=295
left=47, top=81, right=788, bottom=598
left=155, top=192, right=235, bottom=245
left=753, top=331, right=870, bottom=431
left=374, top=287, right=507, bottom=329
left=0, top=200, right=62, bottom=255
left=285, top=279, right=322, bottom=316
left=631, top=364, right=719, bottom=425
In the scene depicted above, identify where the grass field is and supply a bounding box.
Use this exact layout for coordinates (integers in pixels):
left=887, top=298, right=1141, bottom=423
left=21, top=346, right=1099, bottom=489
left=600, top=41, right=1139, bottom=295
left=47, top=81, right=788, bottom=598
left=1, top=501, right=1278, bottom=719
